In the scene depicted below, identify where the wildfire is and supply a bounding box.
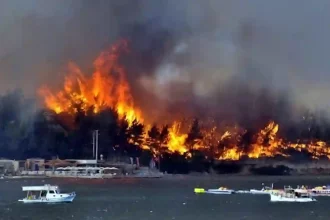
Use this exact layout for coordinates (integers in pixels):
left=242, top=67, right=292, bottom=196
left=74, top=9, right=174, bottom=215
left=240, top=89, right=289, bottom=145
left=218, top=121, right=330, bottom=160
left=167, top=122, right=188, bottom=154
left=38, top=40, right=142, bottom=126
left=38, top=40, right=330, bottom=161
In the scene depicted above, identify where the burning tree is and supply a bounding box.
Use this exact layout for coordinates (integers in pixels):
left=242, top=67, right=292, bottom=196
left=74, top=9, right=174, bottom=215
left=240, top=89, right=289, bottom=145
left=185, top=119, right=203, bottom=152
left=147, top=124, right=170, bottom=170
left=1, top=39, right=325, bottom=163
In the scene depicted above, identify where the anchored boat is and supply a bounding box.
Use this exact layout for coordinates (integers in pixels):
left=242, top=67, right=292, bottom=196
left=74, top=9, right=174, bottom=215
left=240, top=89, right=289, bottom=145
left=250, top=183, right=277, bottom=195
left=194, top=187, right=235, bottom=194
left=270, top=186, right=316, bottom=202
left=310, top=186, right=330, bottom=196
left=207, top=187, right=235, bottom=194
left=18, top=184, right=76, bottom=203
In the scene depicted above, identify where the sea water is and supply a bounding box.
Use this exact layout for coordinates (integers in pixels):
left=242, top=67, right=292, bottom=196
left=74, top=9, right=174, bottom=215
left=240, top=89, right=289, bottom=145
left=0, top=176, right=329, bottom=220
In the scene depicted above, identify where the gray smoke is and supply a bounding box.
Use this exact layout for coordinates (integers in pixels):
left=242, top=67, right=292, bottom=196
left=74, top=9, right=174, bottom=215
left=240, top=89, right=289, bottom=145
left=1, top=0, right=330, bottom=124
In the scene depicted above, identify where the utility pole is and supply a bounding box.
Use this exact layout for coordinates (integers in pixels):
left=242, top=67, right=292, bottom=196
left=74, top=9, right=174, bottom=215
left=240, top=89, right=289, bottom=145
left=95, top=130, right=99, bottom=163
left=92, top=130, right=95, bottom=158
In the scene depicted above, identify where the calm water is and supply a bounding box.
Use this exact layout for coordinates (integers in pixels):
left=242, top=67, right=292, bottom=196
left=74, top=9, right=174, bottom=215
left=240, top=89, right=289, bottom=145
left=0, top=176, right=330, bottom=220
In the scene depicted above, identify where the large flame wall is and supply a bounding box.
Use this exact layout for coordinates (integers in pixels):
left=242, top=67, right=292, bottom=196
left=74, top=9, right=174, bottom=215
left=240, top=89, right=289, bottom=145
left=38, top=41, right=330, bottom=160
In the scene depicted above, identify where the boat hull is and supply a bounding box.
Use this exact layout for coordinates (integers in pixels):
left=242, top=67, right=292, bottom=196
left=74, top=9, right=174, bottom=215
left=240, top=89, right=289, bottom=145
left=250, top=189, right=270, bottom=195
left=235, top=190, right=251, bottom=194
left=19, top=193, right=76, bottom=204
left=206, top=189, right=235, bottom=194
left=250, top=189, right=280, bottom=195
left=310, top=190, right=330, bottom=196
left=311, top=193, right=330, bottom=197
left=270, top=194, right=316, bottom=202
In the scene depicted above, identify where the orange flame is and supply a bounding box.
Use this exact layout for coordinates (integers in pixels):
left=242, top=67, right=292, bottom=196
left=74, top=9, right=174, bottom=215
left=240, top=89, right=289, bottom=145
left=38, top=40, right=192, bottom=154
left=38, top=40, right=330, bottom=161
left=167, top=122, right=188, bottom=154
left=219, top=121, right=330, bottom=160
left=38, top=40, right=142, bottom=126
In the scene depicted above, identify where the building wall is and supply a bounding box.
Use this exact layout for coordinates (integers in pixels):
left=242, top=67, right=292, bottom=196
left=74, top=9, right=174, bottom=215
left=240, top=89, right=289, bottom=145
left=0, top=160, right=19, bottom=173
left=25, top=159, right=45, bottom=171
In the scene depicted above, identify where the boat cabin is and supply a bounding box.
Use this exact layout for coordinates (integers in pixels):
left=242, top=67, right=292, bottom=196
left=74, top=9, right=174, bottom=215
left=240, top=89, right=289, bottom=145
left=283, top=186, right=311, bottom=198
left=261, top=183, right=274, bottom=191
left=22, top=185, right=61, bottom=200
left=263, top=186, right=272, bottom=191
left=284, top=186, right=294, bottom=193
left=294, top=191, right=310, bottom=198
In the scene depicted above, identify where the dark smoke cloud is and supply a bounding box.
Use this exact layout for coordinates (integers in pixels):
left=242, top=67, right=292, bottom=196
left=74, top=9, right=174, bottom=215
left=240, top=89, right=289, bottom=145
left=1, top=0, right=330, bottom=124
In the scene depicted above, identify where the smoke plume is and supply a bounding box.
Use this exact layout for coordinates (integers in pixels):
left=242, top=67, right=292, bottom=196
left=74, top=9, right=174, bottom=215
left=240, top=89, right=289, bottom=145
left=1, top=0, right=330, bottom=125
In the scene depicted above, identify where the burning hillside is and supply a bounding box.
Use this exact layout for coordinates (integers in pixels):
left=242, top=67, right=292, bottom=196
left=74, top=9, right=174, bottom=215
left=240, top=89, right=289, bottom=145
left=38, top=40, right=330, bottom=161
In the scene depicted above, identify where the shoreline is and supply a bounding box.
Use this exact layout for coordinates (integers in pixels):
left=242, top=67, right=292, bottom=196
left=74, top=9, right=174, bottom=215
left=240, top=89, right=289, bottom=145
left=4, top=172, right=330, bottom=180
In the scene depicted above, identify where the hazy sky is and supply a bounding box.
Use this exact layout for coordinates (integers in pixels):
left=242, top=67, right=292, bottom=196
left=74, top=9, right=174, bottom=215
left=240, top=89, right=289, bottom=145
left=1, top=0, right=330, bottom=112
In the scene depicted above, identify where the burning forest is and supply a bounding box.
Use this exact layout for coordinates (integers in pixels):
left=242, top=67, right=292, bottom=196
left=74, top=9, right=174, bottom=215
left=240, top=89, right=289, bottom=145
left=1, top=0, right=330, bottom=176
left=31, top=40, right=330, bottom=162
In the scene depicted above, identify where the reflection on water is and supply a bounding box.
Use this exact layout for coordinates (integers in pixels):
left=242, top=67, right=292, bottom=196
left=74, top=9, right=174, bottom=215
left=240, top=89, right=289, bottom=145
left=0, top=176, right=329, bottom=219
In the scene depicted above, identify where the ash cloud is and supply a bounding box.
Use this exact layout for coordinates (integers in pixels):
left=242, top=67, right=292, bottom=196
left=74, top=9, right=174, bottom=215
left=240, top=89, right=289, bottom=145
left=1, top=0, right=330, bottom=125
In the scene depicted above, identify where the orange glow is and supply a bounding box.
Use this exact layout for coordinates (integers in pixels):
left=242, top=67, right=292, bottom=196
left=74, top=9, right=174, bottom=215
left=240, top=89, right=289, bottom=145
left=218, top=121, right=330, bottom=160
left=167, top=122, right=188, bottom=154
left=38, top=40, right=330, bottom=160
left=38, top=40, right=142, bottom=126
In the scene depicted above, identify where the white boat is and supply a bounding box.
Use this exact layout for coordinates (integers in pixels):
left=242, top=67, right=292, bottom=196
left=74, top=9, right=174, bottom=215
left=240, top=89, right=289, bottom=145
left=235, top=190, right=252, bottom=194
left=270, top=186, right=316, bottom=202
left=250, top=183, right=276, bottom=195
left=206, top=187, right=235, bottom=194
left=310, top=186, right=330, bottom=196
left=18, top=184, right=76, bottom=203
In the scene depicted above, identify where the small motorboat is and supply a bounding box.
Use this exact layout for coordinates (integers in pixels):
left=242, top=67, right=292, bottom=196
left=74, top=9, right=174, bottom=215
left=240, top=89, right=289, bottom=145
left=250, top=183, right=276, bottom=195
left=310, top=185, right=330, bottom=196
left=194, top=187, right=235, bottom=194
left=270, top=186, right=316, bottom=202
left=207, top=187, right=235, bottom=194
left=18, top=184, right=76, bottom=203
